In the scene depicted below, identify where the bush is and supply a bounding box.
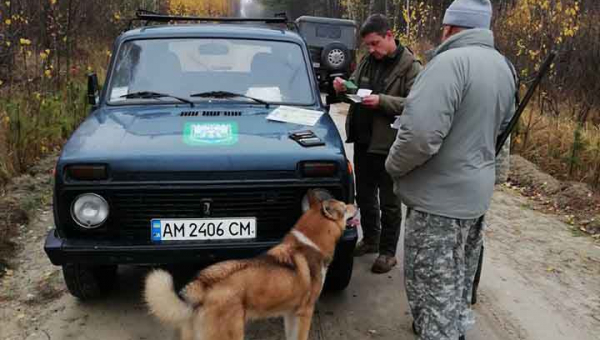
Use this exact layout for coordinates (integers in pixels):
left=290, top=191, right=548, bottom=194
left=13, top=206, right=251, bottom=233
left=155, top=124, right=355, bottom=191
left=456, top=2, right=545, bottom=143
left=0, top=80, right=89, bottom=186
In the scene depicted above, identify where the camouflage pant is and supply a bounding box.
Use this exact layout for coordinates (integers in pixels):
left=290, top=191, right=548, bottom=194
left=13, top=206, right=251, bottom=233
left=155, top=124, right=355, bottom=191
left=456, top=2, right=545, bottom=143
left=404, top=209, right=484, bottom=340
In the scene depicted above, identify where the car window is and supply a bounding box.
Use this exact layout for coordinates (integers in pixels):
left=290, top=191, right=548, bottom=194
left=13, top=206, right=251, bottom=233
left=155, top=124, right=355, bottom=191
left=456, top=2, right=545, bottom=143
left=316, top=25, right=341, bottom=39
left=107, top=38, right=314, bottom=105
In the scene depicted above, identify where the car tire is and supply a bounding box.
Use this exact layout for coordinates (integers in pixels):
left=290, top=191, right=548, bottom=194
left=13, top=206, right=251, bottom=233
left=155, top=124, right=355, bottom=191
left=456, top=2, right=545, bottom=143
left=324, top=252, right=354, bottom=292
left=62, top=264, right=118, bottom=300
left=321, top=43, right=351, bottom=72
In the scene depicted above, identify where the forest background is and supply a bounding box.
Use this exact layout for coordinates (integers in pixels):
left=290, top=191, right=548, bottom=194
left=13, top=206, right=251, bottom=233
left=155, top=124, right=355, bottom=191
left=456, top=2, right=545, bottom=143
left=1, top=0, right=599, bottom=193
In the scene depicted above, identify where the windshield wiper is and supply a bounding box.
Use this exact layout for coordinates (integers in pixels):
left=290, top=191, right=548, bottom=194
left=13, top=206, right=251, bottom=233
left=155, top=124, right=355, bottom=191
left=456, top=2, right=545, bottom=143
left=190, top=91, right=270, bottom=108
left=121, top=91, right=194, bottom=107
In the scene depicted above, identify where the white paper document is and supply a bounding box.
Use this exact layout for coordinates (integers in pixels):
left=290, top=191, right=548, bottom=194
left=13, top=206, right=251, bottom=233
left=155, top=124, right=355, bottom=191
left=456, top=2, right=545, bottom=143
left=391, top=116, right=402, bottom=129
left=356, top=88, right=373, bottom=97
left=110, top=87, right=129, bottom=101
left=345, top=88, right=373, bottom=104
left=245, top=87, right=283, bottom=102
left=266, top=106, right=324, bottom=126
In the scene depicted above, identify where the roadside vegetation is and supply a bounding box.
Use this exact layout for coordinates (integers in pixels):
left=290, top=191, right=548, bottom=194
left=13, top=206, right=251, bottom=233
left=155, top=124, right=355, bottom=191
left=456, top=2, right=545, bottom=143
left=1, top=0, right=598, bottom=190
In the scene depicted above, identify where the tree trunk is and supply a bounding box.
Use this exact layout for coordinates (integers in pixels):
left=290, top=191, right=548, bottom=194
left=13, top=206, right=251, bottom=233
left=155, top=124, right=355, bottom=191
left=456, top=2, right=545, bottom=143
left=39, top=0, right=48, bottom=48
left=159, top=0, right=171, bottom=13
left=369, top=0, right=376, bottom=15
left=66, top=0, right=73, bottom=83
left=7, top=0, right=14, bottom=91
left=385, top=0, right=389, bottom=17
left=393, top=0, right=401, bottom=31
left=405, top=0, right=410, bottom=36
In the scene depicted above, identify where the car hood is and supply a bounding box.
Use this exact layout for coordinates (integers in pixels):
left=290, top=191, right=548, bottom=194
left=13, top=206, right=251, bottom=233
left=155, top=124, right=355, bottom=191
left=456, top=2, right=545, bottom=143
left=59, top=105, right=346, bottom=176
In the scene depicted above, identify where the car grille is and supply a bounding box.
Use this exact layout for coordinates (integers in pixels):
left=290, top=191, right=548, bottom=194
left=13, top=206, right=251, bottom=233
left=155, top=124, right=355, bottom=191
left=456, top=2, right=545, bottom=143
left=109, top=187, right=326, bottom=240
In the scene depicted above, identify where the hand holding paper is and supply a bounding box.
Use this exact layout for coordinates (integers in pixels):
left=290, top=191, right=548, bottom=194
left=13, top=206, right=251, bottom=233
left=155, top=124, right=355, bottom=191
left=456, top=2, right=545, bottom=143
left=345, top=88, right=373, bottom=104
left=333, top=77, right=348, bottom=93
left=361, top=94, right=380, bottom=109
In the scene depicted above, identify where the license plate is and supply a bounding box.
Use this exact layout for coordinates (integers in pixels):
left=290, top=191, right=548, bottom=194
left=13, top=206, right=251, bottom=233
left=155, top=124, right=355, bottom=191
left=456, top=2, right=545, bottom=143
left=313, top=62, right=321, bottom=68
left=151, top=218, right=256, bottom=241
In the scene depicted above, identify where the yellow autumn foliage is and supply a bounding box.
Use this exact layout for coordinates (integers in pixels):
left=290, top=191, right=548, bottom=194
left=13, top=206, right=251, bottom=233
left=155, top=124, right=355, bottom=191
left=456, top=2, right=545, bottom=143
left=395, top=1, right=432, bottom=50
left=169, top=0, right=232, bottom=16
left=493, top=0, right=581, bottom=94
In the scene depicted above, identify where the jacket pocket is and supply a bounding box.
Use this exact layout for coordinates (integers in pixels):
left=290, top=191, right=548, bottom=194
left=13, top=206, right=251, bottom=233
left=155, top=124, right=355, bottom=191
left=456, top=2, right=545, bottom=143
left=370, top=116, right=397, bottom=153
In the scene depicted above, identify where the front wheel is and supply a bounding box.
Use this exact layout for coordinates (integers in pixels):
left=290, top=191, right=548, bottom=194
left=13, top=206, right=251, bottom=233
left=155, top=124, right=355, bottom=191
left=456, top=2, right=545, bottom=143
left=324, top=252, right=354, bottom=292
left=62, top=264, right=118, bottom=300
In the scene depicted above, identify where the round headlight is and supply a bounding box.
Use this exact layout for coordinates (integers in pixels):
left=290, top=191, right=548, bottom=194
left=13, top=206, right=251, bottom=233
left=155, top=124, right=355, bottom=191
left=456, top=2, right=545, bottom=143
left=71, top=193, right=109, bottom=229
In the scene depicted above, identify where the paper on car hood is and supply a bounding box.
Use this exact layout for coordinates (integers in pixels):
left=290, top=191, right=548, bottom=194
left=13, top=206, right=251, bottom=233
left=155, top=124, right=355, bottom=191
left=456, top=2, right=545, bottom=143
left=266, top=106, right=324, bottom=126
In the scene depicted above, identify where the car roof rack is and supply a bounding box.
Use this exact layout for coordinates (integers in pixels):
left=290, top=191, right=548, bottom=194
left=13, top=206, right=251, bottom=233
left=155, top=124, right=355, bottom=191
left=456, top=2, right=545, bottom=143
left=128, top=9, right=292, bottom=30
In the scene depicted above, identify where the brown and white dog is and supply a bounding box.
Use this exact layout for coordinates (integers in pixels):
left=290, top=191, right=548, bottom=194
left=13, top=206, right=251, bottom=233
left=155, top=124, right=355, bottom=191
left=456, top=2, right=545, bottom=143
left=144, top=189, right=356, bottom=340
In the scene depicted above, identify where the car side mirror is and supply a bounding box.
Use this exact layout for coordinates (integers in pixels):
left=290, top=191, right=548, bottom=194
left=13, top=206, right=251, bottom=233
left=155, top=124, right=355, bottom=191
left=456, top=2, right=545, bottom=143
left=87, top=73, right=99, bottom=106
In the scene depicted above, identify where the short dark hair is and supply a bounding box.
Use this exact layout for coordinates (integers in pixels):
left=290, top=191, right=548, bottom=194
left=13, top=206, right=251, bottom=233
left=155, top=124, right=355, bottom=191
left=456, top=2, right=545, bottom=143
left=360, top=14, right=390, bottom=38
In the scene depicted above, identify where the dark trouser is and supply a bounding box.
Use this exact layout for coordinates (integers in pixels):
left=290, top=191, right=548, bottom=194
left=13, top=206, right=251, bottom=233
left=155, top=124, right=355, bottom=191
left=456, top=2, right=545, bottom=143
left=404, top=209, right=485, bottom=340
left=353, top=144, right=402, bottom=256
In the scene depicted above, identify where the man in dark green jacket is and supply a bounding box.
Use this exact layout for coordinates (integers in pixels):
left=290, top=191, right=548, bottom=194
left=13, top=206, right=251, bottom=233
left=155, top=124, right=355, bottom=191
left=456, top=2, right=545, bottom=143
left=333, top=14, right=421, bottom=273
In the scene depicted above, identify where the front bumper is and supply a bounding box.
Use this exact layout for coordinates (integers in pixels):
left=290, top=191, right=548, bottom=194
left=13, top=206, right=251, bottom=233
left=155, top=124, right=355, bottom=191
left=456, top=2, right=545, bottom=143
left=44, top=227, right=358, bottom=266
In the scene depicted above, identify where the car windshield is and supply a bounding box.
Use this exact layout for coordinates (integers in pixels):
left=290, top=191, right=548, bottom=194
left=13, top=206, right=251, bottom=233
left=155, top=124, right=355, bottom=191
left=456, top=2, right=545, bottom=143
left=107, top=38, right=314, bottom=105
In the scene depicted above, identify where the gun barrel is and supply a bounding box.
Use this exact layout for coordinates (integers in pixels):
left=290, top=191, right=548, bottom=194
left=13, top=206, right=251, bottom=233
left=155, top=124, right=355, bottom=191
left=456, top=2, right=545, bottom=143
left=496, top=51, right=557, bottom=156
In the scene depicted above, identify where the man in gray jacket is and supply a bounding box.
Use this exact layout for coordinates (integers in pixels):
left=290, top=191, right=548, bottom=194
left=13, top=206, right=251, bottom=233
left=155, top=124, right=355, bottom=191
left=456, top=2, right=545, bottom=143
left=385, top=0, right=515, bottom=339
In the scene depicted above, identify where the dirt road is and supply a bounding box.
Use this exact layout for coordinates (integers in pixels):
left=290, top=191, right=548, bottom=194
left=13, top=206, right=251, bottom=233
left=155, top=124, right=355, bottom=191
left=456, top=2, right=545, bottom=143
left=1, top=103, right=599, bottom=340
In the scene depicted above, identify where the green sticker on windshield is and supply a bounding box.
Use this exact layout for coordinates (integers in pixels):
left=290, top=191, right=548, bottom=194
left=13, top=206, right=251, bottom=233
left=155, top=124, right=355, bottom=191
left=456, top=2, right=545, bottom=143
left=183, top=122, right=238, bottom=146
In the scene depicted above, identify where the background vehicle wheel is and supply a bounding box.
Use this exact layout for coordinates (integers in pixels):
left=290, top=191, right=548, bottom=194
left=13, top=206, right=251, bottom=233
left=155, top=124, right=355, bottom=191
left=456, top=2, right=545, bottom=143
left=62, top=264, right=118, bottom=300
left=321, top=42, right=351, bottom=72
left=324, top=252, right=354, bottom=292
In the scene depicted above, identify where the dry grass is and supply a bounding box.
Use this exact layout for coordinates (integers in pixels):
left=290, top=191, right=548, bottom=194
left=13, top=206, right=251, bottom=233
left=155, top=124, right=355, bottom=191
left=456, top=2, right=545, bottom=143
left=0, top=116, right=12, bottom=187
left=513, top=107, right=600, bottom=190
left=0, top=40, right=110, bottom=190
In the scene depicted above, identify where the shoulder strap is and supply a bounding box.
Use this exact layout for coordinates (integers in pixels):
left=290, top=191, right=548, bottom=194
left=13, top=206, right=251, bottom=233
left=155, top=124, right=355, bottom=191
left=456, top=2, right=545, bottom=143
left=502, top=55, right=520, bottom=107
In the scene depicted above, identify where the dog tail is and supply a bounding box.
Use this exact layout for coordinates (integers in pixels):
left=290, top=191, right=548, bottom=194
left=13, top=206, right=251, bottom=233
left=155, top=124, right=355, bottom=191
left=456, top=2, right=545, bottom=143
left=144, top=269, right=195, bottom=327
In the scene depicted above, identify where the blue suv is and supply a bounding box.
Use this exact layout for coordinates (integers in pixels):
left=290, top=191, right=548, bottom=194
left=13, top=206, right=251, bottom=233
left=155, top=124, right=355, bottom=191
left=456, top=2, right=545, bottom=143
left=44, top=13, right=357, bottom=299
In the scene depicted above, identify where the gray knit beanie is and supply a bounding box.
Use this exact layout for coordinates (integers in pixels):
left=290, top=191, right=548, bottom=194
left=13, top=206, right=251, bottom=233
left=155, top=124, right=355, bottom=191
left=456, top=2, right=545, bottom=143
left=442, top=0, right=492, bottom=29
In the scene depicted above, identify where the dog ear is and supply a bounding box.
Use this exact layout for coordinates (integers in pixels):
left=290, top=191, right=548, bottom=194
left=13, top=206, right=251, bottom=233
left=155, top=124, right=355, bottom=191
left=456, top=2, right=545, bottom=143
left=344, top=204, right=357, bottom=220
left=307, top=189, right=321, bottom=209
left=321, top=200, right=345, bottom=221
left=307, top=189, right=334, bottom=209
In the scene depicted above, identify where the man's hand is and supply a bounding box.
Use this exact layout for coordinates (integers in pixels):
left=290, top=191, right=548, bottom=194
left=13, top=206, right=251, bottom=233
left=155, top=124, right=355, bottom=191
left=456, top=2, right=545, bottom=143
left=361, top=95, right=380, bottom=109
left=333, top=77, right=347, bottom=94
